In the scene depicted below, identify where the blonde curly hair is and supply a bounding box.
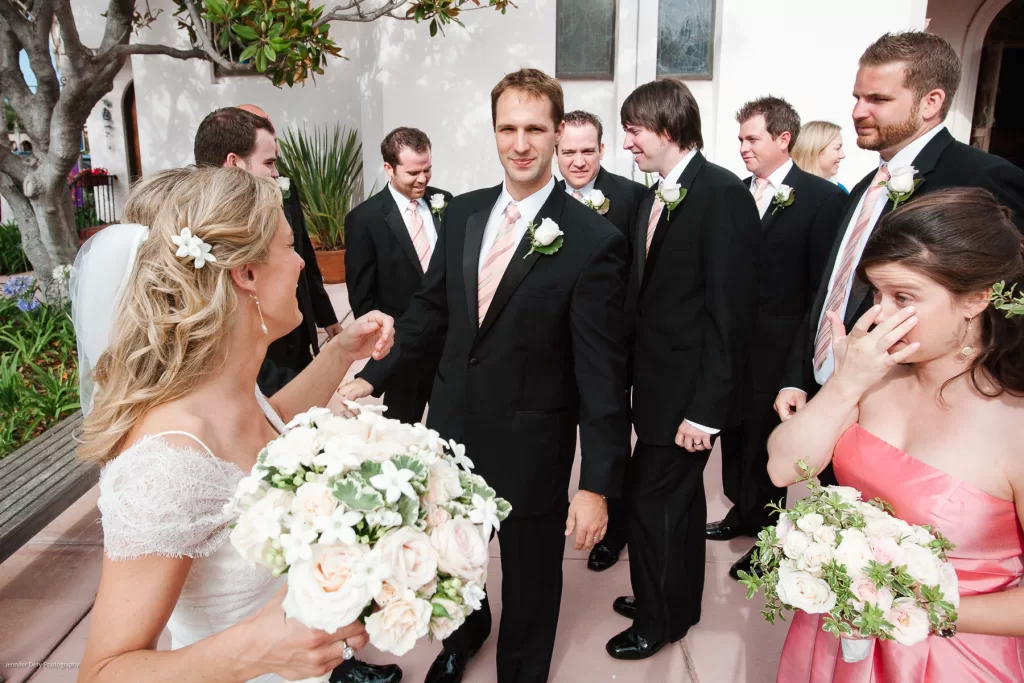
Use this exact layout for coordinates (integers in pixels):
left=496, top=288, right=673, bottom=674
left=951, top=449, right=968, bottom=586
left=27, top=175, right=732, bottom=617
left=78, top=166, right=283, bottom=464
left=791, top=121, right=842, bottom=179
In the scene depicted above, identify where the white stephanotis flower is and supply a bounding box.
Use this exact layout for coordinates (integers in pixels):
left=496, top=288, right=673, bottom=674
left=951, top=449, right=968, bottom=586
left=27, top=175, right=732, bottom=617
left=349, top=547, right=393, bottom=599
left=469, top=494, right=501, bottom=541
left=279, top=522, right=318, bottom=565
left=448, top=439, right=474, bottom=471
left=315, top=436, right=362, bottom=477
left=461, top=581, right=486, bottom=612
left=318, top=508, right=364, bottom=546
left=170, top=227, right=217, bottom=269
left=370, top=460, right=417, bottom=504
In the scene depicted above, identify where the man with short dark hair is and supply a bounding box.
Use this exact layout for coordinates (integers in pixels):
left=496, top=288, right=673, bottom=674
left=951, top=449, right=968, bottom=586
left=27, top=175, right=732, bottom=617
left=606, top=78, right=761, bottom=661
left=775, top=32, right=1024, bottom=456
left=337, top=68, right=630, bottom=683
left=344, top=127, right=452, bottom=424
left=707, top=96, right=845, bottom=580
left=554, top=109, right=644, bottom=573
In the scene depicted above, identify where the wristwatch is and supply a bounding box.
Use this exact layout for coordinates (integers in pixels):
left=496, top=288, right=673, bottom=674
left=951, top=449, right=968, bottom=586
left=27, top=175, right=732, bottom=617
left=936, top=624, right=956, bottom=638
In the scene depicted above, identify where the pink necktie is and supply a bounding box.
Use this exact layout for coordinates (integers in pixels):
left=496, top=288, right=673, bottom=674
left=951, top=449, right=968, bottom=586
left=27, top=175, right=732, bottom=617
left=572, top=190, right=584, bottom=201
left=812, top=166, right=891, bottom=370
left=478, top=202, right=521, bottom=325
left=753, top=177, right=769, bottom=212
left=407, top=200, right=432, bottom=272
left=645, top=197, right=664, bottom=257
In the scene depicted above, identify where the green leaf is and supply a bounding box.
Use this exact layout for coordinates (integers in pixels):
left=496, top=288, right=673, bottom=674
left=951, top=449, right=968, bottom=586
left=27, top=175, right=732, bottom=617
left=359, top=460, right=384, bottom=481
left=430, top=18, right=438, bottom=36
left=238, top=43, right=260, bottom=63
left=264, top=44, right=278, bottom=62
left=205, top=0, right=227, bottom=17
left=525, top=235, right=563, bottom=258
left=398, top=495, right=420, bottom=527
left=333, top=478, right=385, bottom=511
left=232, top=24, right=259, bottom=41
left=392, top=454, right=428, bottom=481
left=431, top=601, right=451, bottom=619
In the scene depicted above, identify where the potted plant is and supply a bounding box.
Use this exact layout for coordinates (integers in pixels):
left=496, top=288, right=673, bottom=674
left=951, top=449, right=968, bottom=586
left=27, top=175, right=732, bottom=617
left=277, top=125, right=364, bottom=284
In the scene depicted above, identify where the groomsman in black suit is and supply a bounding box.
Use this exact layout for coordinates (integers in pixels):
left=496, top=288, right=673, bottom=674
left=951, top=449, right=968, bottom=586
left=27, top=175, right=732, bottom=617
left=337, top=69, right=630, bottom=683
left=606, top=79, right=761, bottom=660
left=708, top=97, right=846, bottom=580
left=345, top=128, right=453, bottom=424
left=555, top=109, right=646, bottom=572
left=775, top=32, right=1024, bottom=469
left=194, top=106, right=343, bottom=396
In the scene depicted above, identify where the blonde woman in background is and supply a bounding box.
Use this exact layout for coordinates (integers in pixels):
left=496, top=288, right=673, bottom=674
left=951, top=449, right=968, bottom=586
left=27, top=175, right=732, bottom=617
left=73, top=166, right=397, bottom=683
left=792, top=120, right=849, bottom=193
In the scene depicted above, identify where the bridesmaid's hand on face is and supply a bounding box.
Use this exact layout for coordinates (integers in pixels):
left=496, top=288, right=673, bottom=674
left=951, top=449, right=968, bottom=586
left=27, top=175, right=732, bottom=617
left=829, top=305, right=920, bottom=397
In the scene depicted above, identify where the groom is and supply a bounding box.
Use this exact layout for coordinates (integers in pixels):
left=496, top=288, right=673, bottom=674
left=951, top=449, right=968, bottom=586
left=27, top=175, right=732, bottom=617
left=337, top=68, right=631, bottom=683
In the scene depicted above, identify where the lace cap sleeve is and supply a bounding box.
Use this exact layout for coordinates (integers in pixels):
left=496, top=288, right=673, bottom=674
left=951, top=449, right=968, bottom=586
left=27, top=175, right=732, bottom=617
left=98, top=436, right=244, bottom=561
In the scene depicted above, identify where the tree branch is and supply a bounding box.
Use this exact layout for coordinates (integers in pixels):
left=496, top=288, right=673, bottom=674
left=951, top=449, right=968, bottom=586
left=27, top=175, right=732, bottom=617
left=314, top=0, right=406, bottom=28
left=106, top=42, right=207, bottom=61
left=0, top=137, right=30, bottom=183
left=52, top=0, right=90, bottom=65
left=0, top=21, right=47, bottom=147
left=178, top=0, right=243, bottom=72
left=98, top=0, right=133, bottom=52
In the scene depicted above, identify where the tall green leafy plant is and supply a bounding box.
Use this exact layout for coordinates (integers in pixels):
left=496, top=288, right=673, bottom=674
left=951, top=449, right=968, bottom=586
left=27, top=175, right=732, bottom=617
left=277, top=125, right=364, bottom=252
left=0, top=220, right=30, bottom=275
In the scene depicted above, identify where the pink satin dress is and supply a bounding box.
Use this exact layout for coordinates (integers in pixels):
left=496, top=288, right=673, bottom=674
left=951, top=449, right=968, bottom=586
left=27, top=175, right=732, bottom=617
left=776, top=424, right=1024, bottom=683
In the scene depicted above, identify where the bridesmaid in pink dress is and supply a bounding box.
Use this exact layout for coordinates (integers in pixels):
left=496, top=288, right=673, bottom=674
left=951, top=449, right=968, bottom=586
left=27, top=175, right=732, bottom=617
left=767, top=188, right=1024, bottom=683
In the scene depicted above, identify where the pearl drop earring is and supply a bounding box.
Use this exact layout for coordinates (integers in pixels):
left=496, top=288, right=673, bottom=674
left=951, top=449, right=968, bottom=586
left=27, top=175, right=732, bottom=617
left=250, top=294, right=268, bottom=335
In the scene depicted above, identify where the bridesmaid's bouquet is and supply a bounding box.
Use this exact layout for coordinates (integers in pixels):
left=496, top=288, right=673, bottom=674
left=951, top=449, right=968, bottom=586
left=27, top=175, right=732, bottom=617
left=738, top=463, right=959, bottom=663
left=225, top=404, right=511, bottom=680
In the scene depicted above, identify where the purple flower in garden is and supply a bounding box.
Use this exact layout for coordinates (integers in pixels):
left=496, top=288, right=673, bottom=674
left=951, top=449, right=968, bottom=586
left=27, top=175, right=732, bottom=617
left=2, top=275, right=35, bottom=299
left=16, top=297, right=40, bottom=313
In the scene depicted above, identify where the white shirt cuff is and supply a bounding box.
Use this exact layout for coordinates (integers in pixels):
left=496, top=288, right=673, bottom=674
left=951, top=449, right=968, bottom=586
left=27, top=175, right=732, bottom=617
left=685, top=419, right=719, bottom=435
left=780, top=387, right=808, bottom=395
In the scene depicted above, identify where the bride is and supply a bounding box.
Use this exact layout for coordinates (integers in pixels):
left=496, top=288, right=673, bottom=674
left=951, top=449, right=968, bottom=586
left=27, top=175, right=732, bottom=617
left=74, top=166, right=396, bottom=682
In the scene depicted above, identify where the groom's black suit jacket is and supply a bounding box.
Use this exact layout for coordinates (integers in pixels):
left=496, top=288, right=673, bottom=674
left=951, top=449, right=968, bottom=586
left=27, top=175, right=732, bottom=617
left=782, top=127, right=1024, bottom=396
left=627, top=153, right=761, bottom=444
left=358, top=183, right=631, bottom=517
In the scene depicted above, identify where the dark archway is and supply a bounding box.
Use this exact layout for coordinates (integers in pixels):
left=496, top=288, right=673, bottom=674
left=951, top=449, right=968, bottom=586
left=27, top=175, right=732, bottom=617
left=123, top=82, right=143, bottom=184
left=971, top=0, right=1024, bottom=167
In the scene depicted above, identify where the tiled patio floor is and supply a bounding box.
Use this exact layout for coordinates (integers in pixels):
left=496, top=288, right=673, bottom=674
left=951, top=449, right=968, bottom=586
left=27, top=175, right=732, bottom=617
left=0, top=284, right=802, bottom=683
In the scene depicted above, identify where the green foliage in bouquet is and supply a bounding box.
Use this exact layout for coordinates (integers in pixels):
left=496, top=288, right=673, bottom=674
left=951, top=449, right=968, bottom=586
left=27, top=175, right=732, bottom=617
left=737, top=461, right=958, bottom=640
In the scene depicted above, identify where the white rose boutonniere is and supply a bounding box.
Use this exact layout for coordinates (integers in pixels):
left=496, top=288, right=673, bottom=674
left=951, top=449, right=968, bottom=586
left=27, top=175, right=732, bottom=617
left=655, top=180, right=686, bottom=219
left=429, top=193, right=447, bottom=217
left=525, top=217, right=564, bottom=258
left=771, top=184, right=795, bottom=215
left=882, top=166, right=922, bottom=209
left=583, top=189, right=610, bottom=215
left=277, top=176, right=291, bottom=199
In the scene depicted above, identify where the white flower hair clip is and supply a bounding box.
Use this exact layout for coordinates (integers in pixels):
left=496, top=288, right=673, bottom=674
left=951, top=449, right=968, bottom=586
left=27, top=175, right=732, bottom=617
left=171, top=227, right=217, bottom=269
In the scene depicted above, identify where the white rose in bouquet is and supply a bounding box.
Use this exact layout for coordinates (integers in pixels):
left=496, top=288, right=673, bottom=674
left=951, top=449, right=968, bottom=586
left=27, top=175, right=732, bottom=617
left=364, top=588, right=432, bottom=656
left=377, top=527, right=439, bottom=591
left=776, top=566, right=837, bottom=614
left=835, top=533, right=874, bottom=577
left=868, top=536, right=908, bottom=567
left=782, top=529, right=811, bottom=560
left=813, top=525, right=837, bottom=546
left=291, top=482, right=338, bottom=527
left=265, top=426, right=319, bottom=474
left=317, top=414, right=373, bottom=442
left=284, top=544, right=376, bottom=633
left=534, top=218, right=564, bottom=247
left=377, top=580, right=401, bottom=606
left=425, top=505, right=452, bottom=529
left=429, top=597, right=467, bottom=640
left=865, top=514, right=910, bottom=542
left=937, top=562, right=960, bottom=608
left=886, top=597, right=931, bottom=646
left=775, top=514, right=796, bottom=543
left=903, top=544, right=941, bottom=587
left=229, top=511, right=274, bottom=566
left=431, top=517, right=490, bottom=585
left=849, top=577, right=895, bottom=612
left=797, top=541, right=835, bottom=575
left=904, top=526, right=936, bottom=546
left=425, top=458, right=464, bottom=505
left=232, top=487, right=291, bottom=565
left=796, top=513, right=825, bottom=534
left=824, top=485, right=862, bottom=503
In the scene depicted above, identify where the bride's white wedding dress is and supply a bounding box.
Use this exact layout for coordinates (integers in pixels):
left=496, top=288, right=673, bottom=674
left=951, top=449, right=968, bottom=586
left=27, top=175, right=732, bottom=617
left=97, top=389, right=287, bottom=683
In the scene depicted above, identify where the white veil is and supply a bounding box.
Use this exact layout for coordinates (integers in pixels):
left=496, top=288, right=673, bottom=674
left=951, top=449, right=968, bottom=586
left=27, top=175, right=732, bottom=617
left=70, top=223, right=150, bottom=416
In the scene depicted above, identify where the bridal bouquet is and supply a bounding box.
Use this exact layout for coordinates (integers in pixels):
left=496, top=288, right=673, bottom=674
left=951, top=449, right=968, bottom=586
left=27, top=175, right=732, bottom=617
left=738, top=464, right=959, bottom=663
left=226, top=404, right=511, bottom=680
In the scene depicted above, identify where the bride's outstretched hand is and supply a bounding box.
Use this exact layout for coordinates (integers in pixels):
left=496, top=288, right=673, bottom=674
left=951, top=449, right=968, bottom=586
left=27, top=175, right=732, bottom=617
left=828, top=304, right=920, bottom=396
left=333, top=311, right=395, bottom=362
left=240, top=585, right=368, bottom=680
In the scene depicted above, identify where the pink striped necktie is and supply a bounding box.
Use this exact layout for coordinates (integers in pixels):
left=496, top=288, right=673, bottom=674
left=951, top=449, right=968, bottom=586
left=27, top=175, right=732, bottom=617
left=812, top=165, right=891, bottom=371
left=407, top=200, right=432, bottom=272
left=477, top=202, right=521, bottom=325
left=645, top=196, right=665, bottom=257
left=752, top=177, right=769, bottom=213
left=572, top=190, right=584, bottom=201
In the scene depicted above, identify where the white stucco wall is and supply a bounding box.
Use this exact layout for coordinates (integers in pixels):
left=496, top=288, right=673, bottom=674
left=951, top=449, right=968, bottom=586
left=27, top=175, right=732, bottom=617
left=73, top=0, right=936, bottom=210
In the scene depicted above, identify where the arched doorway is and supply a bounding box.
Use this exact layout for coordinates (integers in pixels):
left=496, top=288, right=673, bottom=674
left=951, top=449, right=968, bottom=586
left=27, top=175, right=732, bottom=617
left=123, top=82, right=143, bottom=184
left=970, top=0, right=1024, bottom=167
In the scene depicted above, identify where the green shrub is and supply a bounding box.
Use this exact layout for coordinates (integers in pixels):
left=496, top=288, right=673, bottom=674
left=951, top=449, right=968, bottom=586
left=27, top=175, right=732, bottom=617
left=0, top=220, right=30, bottom=275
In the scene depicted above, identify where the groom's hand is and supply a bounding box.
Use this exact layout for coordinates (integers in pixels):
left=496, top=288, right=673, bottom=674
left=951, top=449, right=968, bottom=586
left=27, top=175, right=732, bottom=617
left=565, top=490, right=608, bottom=551
left=676, top=420, right=713, bottom=453
left=330, top=379, right=374, bottom=416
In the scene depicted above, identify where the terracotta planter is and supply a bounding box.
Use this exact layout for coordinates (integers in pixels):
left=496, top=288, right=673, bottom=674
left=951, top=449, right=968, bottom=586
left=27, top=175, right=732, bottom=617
left=315, top=248, right=346, bottom=284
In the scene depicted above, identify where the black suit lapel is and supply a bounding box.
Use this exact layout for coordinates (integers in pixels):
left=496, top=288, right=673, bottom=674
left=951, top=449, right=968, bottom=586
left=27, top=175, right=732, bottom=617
left=640, top=152, right=706, bottom=293
left=761, top=165, right=801, bottom=233
left=477, top=187, right=566, bottom=338
left=383, top=192, right=424, bottom=272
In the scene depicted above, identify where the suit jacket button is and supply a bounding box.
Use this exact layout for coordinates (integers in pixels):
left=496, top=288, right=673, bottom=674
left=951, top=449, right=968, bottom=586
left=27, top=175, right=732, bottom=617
left=469, top=358, right=479, bottom=366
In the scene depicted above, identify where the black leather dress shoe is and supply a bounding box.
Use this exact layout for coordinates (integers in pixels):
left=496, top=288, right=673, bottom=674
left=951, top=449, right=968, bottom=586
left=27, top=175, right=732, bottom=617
left=331, top=659, right=403, bottom=683
left=705, top=518, right=745, bottom=541
left=605, top=627, right=667, bottom=660
left=613, top=595, right=636, bottom=619
left=729, top=547, right=762, bottom=582
left=587, top=541, right=622, bottom=571
left=424, top=650, right=469, bottom=683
